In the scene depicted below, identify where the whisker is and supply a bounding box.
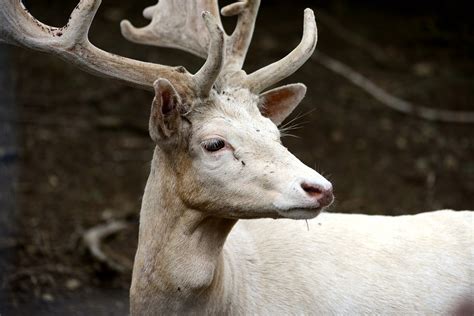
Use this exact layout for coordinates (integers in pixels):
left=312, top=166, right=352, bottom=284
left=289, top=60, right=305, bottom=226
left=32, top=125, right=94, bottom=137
left=280, top=132, right=301, bottom=139
left=279, top=121, right=309, bottom=133
left=279, top=109, right=316, bottom=140
left=279, top=109, right=316, bottom=130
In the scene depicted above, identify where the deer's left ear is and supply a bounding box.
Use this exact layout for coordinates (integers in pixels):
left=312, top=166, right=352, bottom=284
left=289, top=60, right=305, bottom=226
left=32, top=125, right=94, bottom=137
left=149, top=78, right=183, bottom=142
left=258, top=83, right=307, bottom=125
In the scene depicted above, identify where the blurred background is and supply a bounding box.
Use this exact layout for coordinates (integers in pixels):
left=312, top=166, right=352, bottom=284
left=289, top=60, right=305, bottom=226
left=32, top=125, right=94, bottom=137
left=0, top=0, right=473, bottom=314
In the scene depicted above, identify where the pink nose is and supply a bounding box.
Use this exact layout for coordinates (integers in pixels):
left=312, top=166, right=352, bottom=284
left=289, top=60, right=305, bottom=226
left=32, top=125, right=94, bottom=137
left=301, top=182, right=334, bottom=207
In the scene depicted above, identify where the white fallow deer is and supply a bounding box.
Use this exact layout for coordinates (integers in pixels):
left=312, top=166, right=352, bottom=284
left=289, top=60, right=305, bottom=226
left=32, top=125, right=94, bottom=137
left=1, top=0, right=472, bottom=314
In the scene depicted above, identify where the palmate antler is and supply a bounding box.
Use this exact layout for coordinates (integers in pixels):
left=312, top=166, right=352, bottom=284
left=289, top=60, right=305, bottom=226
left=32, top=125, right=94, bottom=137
left=1, top=0, right=317, bottom=96
left=0, top=0, right=224, bottom=97
left=120, top=0, right=317, bottom=93
left=121, top=0, right=259, bottom=71
left=121, top=0, right=222, bottom=58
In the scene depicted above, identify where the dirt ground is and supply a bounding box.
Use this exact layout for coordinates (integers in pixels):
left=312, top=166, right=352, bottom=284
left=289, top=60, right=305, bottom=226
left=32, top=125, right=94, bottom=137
left=1, top=0, right=473, bottom=314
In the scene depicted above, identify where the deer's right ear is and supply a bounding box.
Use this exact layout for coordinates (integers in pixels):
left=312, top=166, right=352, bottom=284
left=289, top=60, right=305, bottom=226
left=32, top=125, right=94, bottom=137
left=258, top=83, right=307, bottom=126
left=149, top=79, right=183, bottom=142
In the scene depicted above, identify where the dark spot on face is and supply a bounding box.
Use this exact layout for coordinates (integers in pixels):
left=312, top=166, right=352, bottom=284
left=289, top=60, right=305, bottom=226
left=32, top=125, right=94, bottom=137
left=56, top=32, right=63, bottom=37
left=177, top=287, right=181, bottom=292
left=256, top=129, right=260, bottom=132
left=241, top=160, right=246, bottom=166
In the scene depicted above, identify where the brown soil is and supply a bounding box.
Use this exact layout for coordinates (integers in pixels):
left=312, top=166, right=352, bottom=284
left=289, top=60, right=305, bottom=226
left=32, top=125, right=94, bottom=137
left=1, top=0, right=473, bottom=314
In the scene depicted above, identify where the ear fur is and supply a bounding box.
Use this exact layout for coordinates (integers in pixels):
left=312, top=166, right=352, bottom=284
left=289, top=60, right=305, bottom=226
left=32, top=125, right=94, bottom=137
left=149, top=78, right=182, bottom=142
left=258, top=83, right=307, bottom=125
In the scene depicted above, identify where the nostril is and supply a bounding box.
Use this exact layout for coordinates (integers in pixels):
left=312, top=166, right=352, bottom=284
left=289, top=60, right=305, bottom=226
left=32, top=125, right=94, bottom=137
left=301, top=182, right=335, bottom=207
left=301, top=182, right=323, bottom=196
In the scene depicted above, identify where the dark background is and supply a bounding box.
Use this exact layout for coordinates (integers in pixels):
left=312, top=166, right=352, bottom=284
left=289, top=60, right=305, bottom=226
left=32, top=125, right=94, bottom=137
left=1, top=0, right=473, bottom=314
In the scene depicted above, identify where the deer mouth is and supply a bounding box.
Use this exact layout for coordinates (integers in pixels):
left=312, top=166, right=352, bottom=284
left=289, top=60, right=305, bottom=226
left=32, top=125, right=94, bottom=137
left=278, top=206, right=323, bottom=220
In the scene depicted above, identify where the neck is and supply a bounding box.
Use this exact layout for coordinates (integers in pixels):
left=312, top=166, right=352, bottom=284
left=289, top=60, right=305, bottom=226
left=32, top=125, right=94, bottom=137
left=130, top=147, right=236, bottom=315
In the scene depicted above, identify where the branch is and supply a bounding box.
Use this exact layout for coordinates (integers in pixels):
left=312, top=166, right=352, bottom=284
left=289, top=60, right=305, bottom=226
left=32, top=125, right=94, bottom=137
left=313, top=52, right=474, bottom=123
left=82, top=220, right=132, bottom=272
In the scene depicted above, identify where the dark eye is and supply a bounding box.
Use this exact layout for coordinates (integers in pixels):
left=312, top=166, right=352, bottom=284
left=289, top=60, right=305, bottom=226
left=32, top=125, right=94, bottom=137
left=202, top=138, right=226, bottom=152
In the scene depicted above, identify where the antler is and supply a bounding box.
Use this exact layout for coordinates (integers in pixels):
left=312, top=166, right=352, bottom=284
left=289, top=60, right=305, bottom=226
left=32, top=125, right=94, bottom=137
left=2, top=0, right=317, bottom=97
left=244, top=9, right=318, bottom=93
left=120, top=1, right=316, bottom=94
left=121, top=0, right=222, bottom=58
left=121, top=0, right=259, bottom=71
left=220, top=0, right=260, bottom=72
left=194, top=12, right=224, bottom=96
left=122, top=0, right=260, bottom=73
left=0, top=0, right=224, bottom=96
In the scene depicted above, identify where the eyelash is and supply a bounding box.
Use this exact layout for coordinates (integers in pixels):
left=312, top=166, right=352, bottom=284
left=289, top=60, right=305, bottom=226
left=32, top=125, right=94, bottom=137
left=202, top=138, right=226, bottom=152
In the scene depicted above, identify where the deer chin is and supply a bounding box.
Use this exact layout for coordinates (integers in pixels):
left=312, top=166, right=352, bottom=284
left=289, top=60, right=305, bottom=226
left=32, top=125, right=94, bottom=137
left=276, top=207, right=323, bottom=220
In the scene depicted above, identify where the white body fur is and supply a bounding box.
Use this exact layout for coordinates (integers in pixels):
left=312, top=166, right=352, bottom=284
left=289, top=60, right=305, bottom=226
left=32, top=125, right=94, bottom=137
left=225, top=211, right=473, bottom=314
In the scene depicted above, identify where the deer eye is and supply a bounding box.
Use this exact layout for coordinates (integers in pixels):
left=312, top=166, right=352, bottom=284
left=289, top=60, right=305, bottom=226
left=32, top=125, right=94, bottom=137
left=202, top=138, right=226, bottom=152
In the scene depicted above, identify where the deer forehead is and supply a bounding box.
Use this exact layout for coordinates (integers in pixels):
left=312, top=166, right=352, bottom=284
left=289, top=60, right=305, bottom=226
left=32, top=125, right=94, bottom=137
left=191, top=90, right=280, bottom=142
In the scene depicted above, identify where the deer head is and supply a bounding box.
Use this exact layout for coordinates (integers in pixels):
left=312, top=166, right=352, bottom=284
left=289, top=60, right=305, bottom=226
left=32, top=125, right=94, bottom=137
left=0, top=0, right=333, bottom=219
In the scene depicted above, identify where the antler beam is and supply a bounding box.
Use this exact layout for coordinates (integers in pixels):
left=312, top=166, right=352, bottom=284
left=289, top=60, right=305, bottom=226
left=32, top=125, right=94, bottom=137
left=0, top=0, right=224, bottom=96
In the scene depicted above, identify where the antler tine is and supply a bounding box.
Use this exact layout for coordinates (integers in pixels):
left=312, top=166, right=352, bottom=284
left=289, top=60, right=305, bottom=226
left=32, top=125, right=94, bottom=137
left=244, top=9, right=318, bottom=93
left=194, top=11, right=225, bottom=97
left=0, top=0, right=192, bottom=91
left=221, top=0, right=261, bottom=71
left=143, top=4, right=158, bottom=20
